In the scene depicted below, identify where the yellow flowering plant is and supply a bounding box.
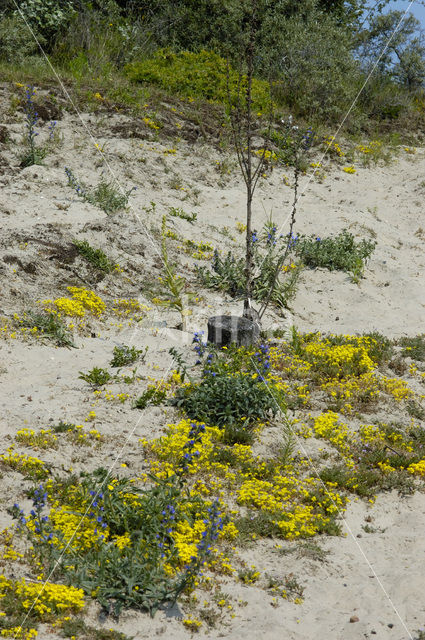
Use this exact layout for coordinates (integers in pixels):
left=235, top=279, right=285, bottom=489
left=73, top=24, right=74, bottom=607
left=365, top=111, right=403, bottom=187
left=11, top=442, right=226, bottom=618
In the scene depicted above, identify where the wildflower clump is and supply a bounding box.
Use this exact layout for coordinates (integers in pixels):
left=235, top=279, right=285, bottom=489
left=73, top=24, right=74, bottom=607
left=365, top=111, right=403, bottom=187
left=43, top=287, right=105, bottom=318
left=12, top=453, right=226, bottom=618
left=293, top=230, right=376, bottom=281
left=408, top=460, right=425, bottom=476
left=0, top=574, right=84, bottom=622
left=15, top=428, right=57, bottom=449
left=322, top=135, right=345, bottom=158
left=0, top=449, right=48, bottom=479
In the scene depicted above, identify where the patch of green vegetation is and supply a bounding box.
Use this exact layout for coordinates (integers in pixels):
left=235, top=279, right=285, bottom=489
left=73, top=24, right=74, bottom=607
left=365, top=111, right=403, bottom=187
left=168, top=206, right=197, bottom=224
left=222, top=422, right=255, bottom=446
left=73, top=239, right=116, bottom=273
left=319, top=463, right=415, bottom=498
left=65, top=167, right=135, bottom=214
left=133, top=386, right=167, bottom=409
left=196, top=222, right=301, bottom=310
left=52, top=420, right=76, bottom=434
left=173, top=371, right=282, bottom=428
left=294, top=230, right=376, bottom=282
left=62, top=618, right=132, bottom=640
left=125, top=49, right=272, bottom=111
left=234, top=511, right=282, bottom=542
left=399, top=334, right=425, bottom=361
left=296, top=541, right=329, bottom=561
left=22, top=310, right=75, bottom=347
left=79, top=367, right=112, bottom=387
left=153, top=216, right=193, bottom=330
left=13, top=464, right=222, bottom=618
left=110, top=345, right=147, bottom=368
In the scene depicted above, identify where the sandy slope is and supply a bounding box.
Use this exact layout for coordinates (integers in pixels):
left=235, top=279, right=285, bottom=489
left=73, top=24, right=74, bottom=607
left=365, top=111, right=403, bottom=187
left=0, top=82, right=424, bottom=639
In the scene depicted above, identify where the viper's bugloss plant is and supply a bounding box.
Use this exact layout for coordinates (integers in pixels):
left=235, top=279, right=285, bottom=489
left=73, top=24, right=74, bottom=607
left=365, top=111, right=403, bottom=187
left=20, top=86, right=49, bottom=168
left=173, top=370, right=282, bottom=429
left=73, top=239, right=116, bottom=273
left=294, top=230, right=376, bottom=282
left=196, top=220, right=301, bottom=310
left=65, top=167, right=135, bottom=214
left=12, top=456, right=224, bottom=618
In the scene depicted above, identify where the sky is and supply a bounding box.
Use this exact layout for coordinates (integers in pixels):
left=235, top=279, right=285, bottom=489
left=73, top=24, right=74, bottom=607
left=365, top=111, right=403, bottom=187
left=370, top=0, right=425, bottom=29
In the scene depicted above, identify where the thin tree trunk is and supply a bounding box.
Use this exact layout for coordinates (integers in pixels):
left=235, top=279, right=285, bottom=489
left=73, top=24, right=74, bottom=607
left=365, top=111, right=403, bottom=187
left=244, top=9, right=255, bottom=308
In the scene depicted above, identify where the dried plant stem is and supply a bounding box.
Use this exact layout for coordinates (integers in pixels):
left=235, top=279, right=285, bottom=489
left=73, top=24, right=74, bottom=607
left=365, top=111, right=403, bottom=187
left=258, top=166, right=299, bottom=319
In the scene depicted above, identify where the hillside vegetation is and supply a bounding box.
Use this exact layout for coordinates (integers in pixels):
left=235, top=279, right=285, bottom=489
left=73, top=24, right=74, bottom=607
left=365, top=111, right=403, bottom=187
left=0, top=2, right=425, bottom=640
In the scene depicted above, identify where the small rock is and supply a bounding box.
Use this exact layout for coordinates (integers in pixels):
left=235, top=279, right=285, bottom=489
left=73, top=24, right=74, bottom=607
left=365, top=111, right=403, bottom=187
left=388, top=623, right=394, bottom=629
left=349, top=616, right=359, bottom=623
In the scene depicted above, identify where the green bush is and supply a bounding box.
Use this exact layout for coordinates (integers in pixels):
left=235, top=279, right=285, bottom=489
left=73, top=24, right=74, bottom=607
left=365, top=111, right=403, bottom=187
left=14, top=0, right=76, bottom=46
left=125, top=49, right=272, bottom=110
left=12, top=466, right=223, bottom=617
left=294, top=230, right=376, bottom=281
left=0, top=14, right=40, bottom=62
left=173, top=371, right=281, bottom=428
left=78, top=367, right=112, bottom=387
left=110, top=345, right=147, bottom=368
left=272, top=10, right=362, bottom=124
left=197, top=222, right=301, bottom=310
left=53, top=1, right=150, bottom=73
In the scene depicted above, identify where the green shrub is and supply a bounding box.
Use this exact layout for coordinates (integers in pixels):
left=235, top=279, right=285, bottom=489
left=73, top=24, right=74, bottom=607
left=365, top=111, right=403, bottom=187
left=21, top=310, right=75, bottom=347
left=125, top=49, right=272, bottom=111
left=73, top=239, right=116, bottom=273
left=294, top=230, right=376, bottom=281
left=0, top=14, right=39, bottom=62
left=110, top=345, right=147, bottom=368
left=12, top=466, right=224, bottom=617
left=52, top=1, right=151, bottom=73
left=272, top=11, right=362, bottom=124
left=14, top=0, right=76, bottom=47
left=79, top=367, right=112, bottom=387
left=134, top=386, right=167, bottom=410
left=196, top=222, right=301, bottom=310
left=173, top=371, right=281, bottom=427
